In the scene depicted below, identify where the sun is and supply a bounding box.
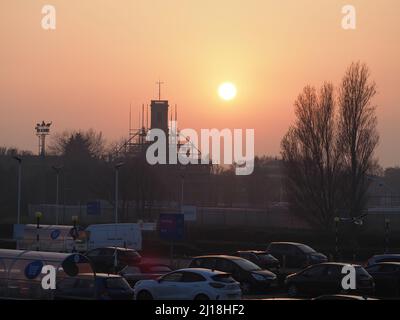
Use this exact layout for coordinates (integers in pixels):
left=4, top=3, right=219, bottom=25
left=218, top=82, right=237, bottom=101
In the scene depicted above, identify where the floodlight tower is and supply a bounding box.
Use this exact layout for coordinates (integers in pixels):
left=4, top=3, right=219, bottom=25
left=35, top=121, right=52, bottom=157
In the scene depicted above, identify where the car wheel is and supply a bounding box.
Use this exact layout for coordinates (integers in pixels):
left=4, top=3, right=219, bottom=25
left=195, top=294, right=210, bottom=300
left=240, top=282, right=252, bottom=295
left=288, top=284, right=299, bottom=297
left=136, top=290, right=153, bottom=300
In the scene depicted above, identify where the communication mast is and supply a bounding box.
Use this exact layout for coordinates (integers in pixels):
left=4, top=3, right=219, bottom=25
left=35, top=121, right=52, bottom=157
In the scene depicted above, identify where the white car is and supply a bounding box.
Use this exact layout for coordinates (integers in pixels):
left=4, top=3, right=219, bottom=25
left=134, top=268, right=242, bottom=300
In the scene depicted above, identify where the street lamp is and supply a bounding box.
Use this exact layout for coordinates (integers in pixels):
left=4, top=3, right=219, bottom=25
left=114, top=162, right=125, bottom=224
left=334, top=216, right=340, bottom=261
left=72, top=216, right=79, bottom=253
left=385, top=218, right=391, bottom=254
left=13, top=156, right=22, bottom=224
left=52, top=166, right=63, bottom=225
left=35, top=211, right=42, bottom=251
left=180, top=173, right=185, bottom=211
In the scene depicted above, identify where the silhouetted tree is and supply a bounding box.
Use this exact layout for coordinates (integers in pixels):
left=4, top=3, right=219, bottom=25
left=338, top=62, right=379, bottom=218
left=281, top=83, right=341, bottom=229
left=281, top=62, right=379, bottom=229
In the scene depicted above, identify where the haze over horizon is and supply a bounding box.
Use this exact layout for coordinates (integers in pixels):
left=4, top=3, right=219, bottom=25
left=1, top=0, right=400, bottom=168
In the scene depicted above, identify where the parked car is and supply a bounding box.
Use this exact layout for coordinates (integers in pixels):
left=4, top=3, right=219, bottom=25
left=366, top=254, right=400, bottom=266
left=134, top=268, right=242, bottom=300
left=236, top=251, right=280, bottom=272
left=188, top=255, right=277, bottom=294
left=85, top=247, right=141, bottom=273
left=313, top=295, right=377, bottom=300
left=365, top=262, right=400, bottom=296
left=285, top=263, right=374, bottom=298
left=54, top=274, right=134, bottom=300
left=266, top=242, right=327, bottom=273
left=120, top=263, right=173, bottom=287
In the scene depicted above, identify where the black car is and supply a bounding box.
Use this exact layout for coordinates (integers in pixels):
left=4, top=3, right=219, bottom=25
left=189, top=255, right=277, bottom=294
left=54, top=274, right=134, bottom=300
left=85, top=247, right=142, bottom=274
left=285, top=263, right=374, bottom=298
left=366, top=254, right=400, bottom=266
left=266, top=242, right=327, bottom=273
left=365, top=262, right=400, bottom=296
left=236, top=251, right=280, bottom=273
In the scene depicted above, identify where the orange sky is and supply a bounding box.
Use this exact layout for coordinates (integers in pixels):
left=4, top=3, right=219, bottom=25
left=0, top=0, right=400, bottom=167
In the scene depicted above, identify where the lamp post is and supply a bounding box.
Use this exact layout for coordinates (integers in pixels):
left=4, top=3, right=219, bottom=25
left=114, top=162, right=125, bottom=273
left=385, top=218, right=390, bottom=254
left=114, top=162, right=125, bottom=224
left=180, top=174, right=185, bottom=211
left=35, top=211, right=42, bottom=251
left=334, top=217, right=340, bottom=261
left=52, top=166, right=63, bottom=225
left=72, top=215, right=79, bottom=253
left=13, top=156, right=22, bottom=224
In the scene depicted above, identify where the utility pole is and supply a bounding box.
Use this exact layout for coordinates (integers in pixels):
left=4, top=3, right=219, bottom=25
left=13, top=156, right=22, bottom=224
left=114, top=163, right=125, bottom=224
left=52, top=166, right=63, bottom=225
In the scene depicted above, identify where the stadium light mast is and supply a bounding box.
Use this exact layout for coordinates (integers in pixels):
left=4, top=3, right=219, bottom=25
left=35, top=121, right=52, bottom=157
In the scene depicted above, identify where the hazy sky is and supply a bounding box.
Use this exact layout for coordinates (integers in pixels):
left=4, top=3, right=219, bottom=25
left=0, top=0, right=399, bottom=167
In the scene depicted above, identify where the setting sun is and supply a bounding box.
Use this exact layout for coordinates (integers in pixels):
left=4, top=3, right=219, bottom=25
left=218, top=82, right=237, bottom=101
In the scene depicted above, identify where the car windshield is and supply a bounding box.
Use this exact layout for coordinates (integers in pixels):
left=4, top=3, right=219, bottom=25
left=355, top=267, right=370, bottom=276
left=148, top=266, right=172, bottom=273
left=119, top=251, right=141, bottom=260
left=298, top=244, right=317, bottom=254
left=106, top=277, right=131, bottom=290
left=234, top=259, right=261, bottom=271
left=212, top=274, right=236, bottom=283
left=257, top=254, right=273, bottom=261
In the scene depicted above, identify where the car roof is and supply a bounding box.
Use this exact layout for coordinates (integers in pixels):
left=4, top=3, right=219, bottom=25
left=311, top=262, right=361, bottom=267
left=175, top=268, right=229, bottom=276
left=369, top=262, right=400, bottom=266
left=193, top=255, right=243, bottom=260
left=372, top=254, right=400, bottom=259
left=315, top=295, right=376, bottom=300
left=89, top=247, right=136, bottom=252
left=237, top=250, right=268, bottom=254
left=77, top=273, right=122, bottom=279
left=269, top=242, right=306, bottom=246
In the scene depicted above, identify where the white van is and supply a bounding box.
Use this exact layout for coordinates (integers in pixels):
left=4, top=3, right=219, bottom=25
left=85, top=224, right=142, bottom=251
left=13, top=224, right=88, bottom=253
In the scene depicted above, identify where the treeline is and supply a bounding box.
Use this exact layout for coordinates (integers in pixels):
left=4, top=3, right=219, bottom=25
left=0, top=131, right=286, bottom=224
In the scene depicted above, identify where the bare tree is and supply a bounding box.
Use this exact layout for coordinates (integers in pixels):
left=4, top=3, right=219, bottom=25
left=281, top=83, right=342, bottom=229
left=338, top=62, right=379, bottom=217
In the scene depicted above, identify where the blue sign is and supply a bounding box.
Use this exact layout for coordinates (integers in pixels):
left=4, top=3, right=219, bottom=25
left=159, top=213, right=185, bottom=241
left=50, top=229, right=61, bottom=240
left=87, top=201, right=101, bottom=215
left=24, top=260, right=44, bottom=279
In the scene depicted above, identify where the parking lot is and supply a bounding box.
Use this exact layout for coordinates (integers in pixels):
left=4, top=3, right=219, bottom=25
left=2, top=239, right=400, bottom=300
